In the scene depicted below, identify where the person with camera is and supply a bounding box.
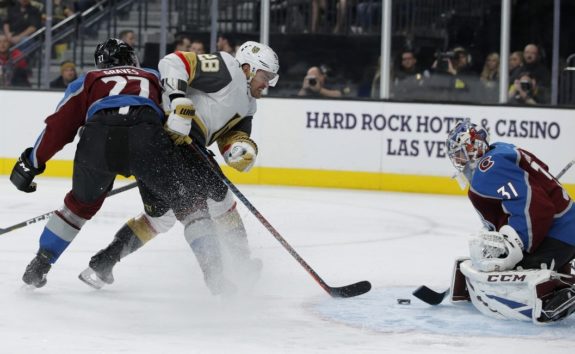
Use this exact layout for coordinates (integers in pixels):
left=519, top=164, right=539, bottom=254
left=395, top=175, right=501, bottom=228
left=508, top=71, right=548, bottom=105
left=298, top=66, right=349, bottom=98
left=427, top=47, right=475, bottom=101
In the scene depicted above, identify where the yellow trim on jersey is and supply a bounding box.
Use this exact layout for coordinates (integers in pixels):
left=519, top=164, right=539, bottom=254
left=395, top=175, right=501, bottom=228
left=209, top=113, right=243, bottom=146
left=177, top=51, right=199, bottom=84
left=1, top=157, right=574, bottom=197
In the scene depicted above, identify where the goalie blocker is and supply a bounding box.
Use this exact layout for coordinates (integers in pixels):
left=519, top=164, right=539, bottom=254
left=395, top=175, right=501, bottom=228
left=450, top=258, right=575, bottom=324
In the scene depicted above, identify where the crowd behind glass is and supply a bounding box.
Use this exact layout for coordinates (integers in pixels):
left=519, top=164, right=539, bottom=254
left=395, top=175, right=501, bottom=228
left=0, top=0, right=572, bottom=107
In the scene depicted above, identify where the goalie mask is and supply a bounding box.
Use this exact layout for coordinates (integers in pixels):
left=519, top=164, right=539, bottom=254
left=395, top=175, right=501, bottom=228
left=235, top=41, right=280, bottom=87
left=94, top=38, right=139, bottom=69
left=446, top=119, right=490, bottom=172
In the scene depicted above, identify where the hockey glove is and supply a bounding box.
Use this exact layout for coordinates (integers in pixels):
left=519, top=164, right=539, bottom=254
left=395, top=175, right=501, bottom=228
left=469, top=225, right=524, bottom=272
left=222, top=136, right=258, bottom=172
left=10, top=147, right=45, bottom=193
left=165, top=97, right=194, bottom=145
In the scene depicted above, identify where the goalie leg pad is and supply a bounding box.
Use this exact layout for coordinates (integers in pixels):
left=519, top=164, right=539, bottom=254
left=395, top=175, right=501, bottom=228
left=460, top=260, right=555, bottom=323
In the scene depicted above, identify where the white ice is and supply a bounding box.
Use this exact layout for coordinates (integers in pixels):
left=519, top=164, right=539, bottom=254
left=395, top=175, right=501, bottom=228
left=1, top=178, right=574, bottom=354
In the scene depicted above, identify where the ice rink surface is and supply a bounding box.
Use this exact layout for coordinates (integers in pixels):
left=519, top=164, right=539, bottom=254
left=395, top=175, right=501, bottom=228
left=1, top=177, right=574, bottom=354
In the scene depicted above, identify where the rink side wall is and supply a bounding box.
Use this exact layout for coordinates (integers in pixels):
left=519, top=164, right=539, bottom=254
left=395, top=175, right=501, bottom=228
left=1, top=89, right=574, bottom=196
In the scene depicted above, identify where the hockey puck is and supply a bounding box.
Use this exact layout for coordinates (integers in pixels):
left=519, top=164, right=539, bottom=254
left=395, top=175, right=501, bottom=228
left=397, top=298, right=411, bottom=305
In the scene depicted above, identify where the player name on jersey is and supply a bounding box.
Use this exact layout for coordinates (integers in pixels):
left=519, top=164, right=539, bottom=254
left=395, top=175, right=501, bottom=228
left=101, top=68, right=142, bottom=75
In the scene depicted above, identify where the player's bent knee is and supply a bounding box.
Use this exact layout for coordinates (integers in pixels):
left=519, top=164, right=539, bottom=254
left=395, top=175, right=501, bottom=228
left=184, top=217, right=216, bottom=245
left=143, top=209, right=176, bottom=234
left=207, top=190, right=236, bottom=218
left=126, top=211, right=170, bottom=244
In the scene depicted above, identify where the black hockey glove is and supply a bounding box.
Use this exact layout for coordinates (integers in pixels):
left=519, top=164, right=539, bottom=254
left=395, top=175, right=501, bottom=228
left=10, top=148, right=45, bottom=193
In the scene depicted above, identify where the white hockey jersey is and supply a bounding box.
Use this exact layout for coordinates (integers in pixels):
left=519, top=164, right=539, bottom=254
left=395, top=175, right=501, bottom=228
left=158, top=51, right=257, bottom=147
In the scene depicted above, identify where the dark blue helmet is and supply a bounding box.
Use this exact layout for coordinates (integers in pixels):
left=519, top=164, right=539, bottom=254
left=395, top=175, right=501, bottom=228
left=94, top=38, right=139, bottom=69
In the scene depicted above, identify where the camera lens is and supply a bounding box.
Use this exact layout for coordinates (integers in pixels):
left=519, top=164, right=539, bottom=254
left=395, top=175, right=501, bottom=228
left=308, top=78, right=317, bottom=86
left=520, top=81, right=531, bottom=91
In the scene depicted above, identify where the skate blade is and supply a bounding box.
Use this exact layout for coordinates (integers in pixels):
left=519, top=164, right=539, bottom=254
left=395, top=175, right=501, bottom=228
left=78, top=268, right=106, bottom=290
left=20, top=284, right=39, bottom=292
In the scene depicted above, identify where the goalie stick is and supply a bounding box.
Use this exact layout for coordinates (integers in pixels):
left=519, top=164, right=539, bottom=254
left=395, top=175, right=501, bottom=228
left=414, top=159, right=575, bottom=305
left=0, top=181, right=138, bottom=236
left=191, top=144, right=372, bottom=298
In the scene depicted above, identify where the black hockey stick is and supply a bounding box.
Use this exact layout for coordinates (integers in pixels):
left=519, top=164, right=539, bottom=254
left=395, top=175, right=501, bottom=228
left=413, top=286, right=450, bottom=305
left=191, top=144, right=371, bottom=298
left=414, top=159, right=575, bottom=305
left=0, top=181, right=138, bottom=236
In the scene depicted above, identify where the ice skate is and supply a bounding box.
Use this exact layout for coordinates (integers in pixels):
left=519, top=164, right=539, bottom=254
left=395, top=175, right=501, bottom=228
left=233, top=257, right=263, bottom=292
left=539, top=287, right=575, bottom=322
left=205, top=272, right=238, bottom=297
left=78, top=249, right=118, bottom=289
left=22, top=249, right=52, bottom=288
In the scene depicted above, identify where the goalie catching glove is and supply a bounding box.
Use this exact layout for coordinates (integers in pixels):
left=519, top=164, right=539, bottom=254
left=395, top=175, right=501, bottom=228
left=469, top=225, right=524, bottom=272
left=165, top=97, right=194, bottom=145
left=219, top=132, right=258, bottom=172
left=10, top=147, right=45, bottom=193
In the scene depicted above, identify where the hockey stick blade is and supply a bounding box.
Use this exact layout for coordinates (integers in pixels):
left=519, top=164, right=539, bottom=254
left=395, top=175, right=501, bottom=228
left=328, top=280, right=372, bottom=298
left=413, top=286, right=449, bottom=305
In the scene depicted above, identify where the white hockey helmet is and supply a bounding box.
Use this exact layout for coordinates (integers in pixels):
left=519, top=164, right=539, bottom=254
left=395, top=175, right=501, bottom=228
left=235, top=41, right=280, bottom=86
left=446, top=118, right=490, bottom=171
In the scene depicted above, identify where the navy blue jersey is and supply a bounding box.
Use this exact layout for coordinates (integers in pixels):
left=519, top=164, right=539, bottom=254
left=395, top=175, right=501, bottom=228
left=468, top=142, right=575, bottom=252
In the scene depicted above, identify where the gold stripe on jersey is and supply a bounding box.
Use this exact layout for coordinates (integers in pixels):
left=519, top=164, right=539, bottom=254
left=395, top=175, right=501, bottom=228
left=209, top=113, right=243, bottom=146
left=177, top=51, right=199, bottom=84
left=127, top=217, right=157, bottom=244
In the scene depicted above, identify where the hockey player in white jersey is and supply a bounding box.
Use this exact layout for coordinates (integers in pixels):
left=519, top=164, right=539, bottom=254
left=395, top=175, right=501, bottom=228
left=79, top=41, right=280, bottom=295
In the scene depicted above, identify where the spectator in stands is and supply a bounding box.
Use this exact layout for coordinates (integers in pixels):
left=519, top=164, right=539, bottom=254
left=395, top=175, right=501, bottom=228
left=0, top=0, right=11, bottom=23
left=392, top=49, right=426, bottom=99
left=333, top=0, right=348, bottom=34
left=431, top=47, right=471, bottom=77
left=428, top=47, right=475, bottom=102
left=51, top=0, right=76, bottom=60
left=509, top=50, right=524, bottom=84
left=310, top=0, right=347, bottom=34
left=310, top=0, right=327, bottom=33
left=522, top=43, right=549, bottom=88
left=479, top=52, right=499, bottom=102
left=216, top=33, right=235, bottom=55
left=119, top=30, right=137, bottom=49
left=53, top=0, right=75, bottom=25
left=0, top=32, right=30, bottom=87
left=173, top=33, right=192, bottom=52
left=190, top=39, right=205, bottom=55
left=356, top=0, right=381, bottom=34
left=298, top=65, right=350, bottom=98
left=49, top=60, right=77, bottom=89
left=2, top=0, right=42, bottom=46
left=394, top=49, right=422, bottom=82
left=508, top=71, right=548, bottom=105
left=480, top=52, right=499, bottom=84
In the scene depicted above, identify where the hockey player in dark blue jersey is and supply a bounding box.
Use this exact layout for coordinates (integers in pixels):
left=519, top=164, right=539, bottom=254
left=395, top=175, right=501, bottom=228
left=445, top=119, right=575, bottom=323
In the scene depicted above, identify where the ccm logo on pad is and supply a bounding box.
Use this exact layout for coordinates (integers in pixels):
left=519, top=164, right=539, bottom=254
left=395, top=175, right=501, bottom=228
left=487, top=274, right=526, bottom=282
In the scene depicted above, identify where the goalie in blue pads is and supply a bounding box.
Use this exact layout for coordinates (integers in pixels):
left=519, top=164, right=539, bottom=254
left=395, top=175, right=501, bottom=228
left=446, top=119, right=575, bottom=323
